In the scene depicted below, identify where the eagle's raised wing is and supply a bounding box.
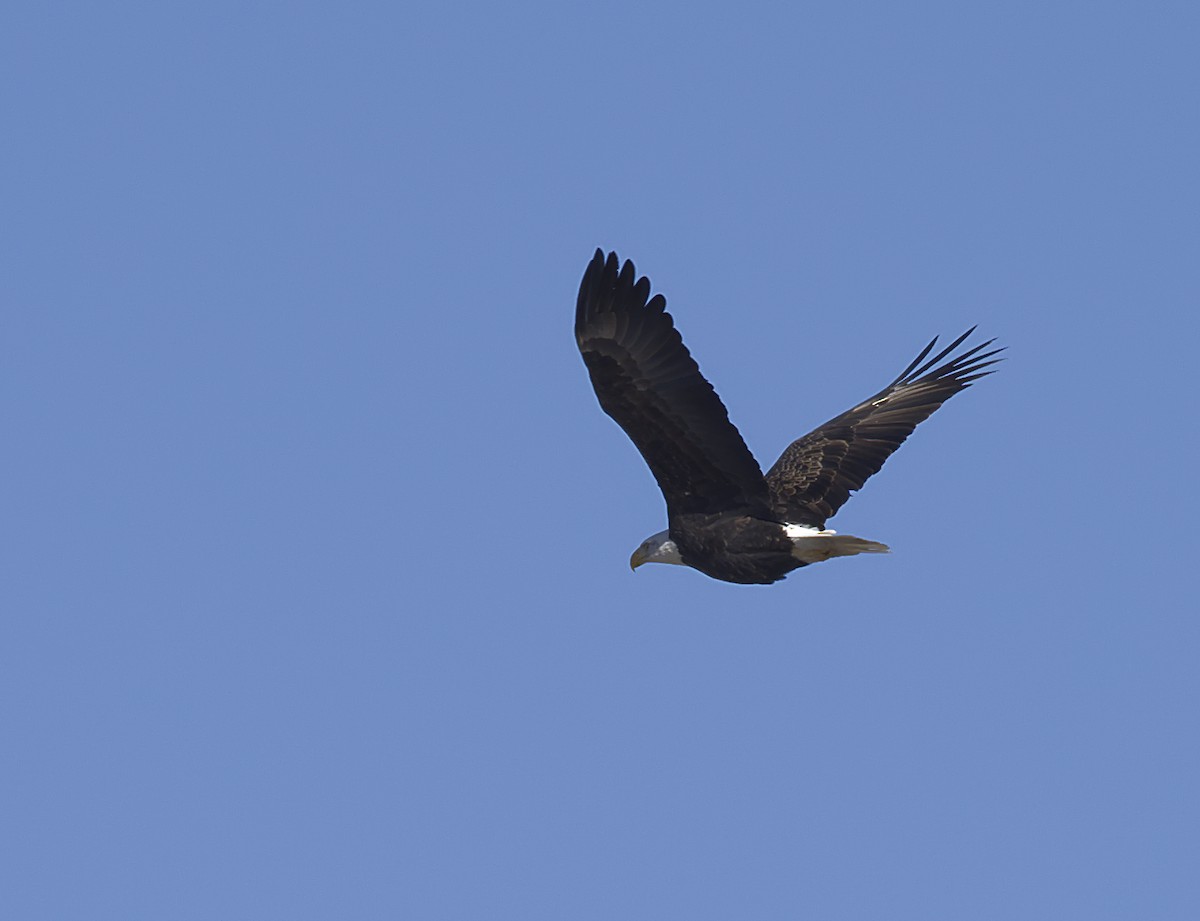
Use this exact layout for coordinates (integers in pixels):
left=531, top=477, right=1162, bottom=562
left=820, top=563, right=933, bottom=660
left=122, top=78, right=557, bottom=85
left=766, top=329, right=1002, bottom=527
left=575, top=250, right=770, bottom=519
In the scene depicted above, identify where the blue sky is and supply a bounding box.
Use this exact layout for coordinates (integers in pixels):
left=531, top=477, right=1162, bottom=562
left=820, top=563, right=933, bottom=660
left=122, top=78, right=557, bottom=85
left=3, top=1, right=1198, bottom=918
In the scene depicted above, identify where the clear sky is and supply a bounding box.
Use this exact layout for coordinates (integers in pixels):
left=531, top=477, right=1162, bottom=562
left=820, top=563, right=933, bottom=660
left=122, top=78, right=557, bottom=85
left=3, top=1, right=1198, bottom=918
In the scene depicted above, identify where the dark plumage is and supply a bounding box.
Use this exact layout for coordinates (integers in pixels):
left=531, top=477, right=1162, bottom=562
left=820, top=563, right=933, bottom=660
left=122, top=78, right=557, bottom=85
left=575, top=249, right=1002, bottom=584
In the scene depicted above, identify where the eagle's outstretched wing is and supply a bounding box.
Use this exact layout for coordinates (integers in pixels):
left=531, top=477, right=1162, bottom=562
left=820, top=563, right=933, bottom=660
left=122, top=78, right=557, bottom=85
left=575, top=250, right=770, bottom=519
left=766, top=329, right=1003, bottom=527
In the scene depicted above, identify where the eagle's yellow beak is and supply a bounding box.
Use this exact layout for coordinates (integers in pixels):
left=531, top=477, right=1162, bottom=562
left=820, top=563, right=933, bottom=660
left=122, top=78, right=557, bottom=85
left=630, top=547, right=649, bottom=571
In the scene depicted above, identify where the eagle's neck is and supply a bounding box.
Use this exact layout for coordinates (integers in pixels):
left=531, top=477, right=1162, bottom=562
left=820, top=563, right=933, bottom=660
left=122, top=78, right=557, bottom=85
left=632, top=529, right=685, bottom=568
left=645, top=531, right=683, bottom=564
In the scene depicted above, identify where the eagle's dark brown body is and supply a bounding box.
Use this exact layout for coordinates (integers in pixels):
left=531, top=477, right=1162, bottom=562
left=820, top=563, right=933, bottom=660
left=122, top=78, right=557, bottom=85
left=670, top=513, right=802, bottom=585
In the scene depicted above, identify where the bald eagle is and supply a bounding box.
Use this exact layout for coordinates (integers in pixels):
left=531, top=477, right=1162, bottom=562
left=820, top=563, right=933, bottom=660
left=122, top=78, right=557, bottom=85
left=575, top=249, right=1002, bottom=584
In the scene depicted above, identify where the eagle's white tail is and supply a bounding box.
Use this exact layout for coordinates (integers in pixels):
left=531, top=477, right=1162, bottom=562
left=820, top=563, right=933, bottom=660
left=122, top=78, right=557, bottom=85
left=785, top=525, right=890, bottom=564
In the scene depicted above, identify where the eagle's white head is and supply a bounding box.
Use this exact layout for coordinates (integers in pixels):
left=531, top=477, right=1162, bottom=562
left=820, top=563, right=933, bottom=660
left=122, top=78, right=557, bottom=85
left=630, top=530, right=684, bottom=570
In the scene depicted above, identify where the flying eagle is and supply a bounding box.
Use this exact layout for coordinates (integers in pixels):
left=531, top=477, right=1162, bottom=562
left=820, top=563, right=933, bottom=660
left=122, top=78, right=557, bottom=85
left=575, top=249, right=1002, bottom=585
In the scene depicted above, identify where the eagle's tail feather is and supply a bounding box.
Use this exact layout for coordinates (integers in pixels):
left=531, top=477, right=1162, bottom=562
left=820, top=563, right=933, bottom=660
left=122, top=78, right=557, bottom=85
left=788, top=529, right=890, bottom=564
